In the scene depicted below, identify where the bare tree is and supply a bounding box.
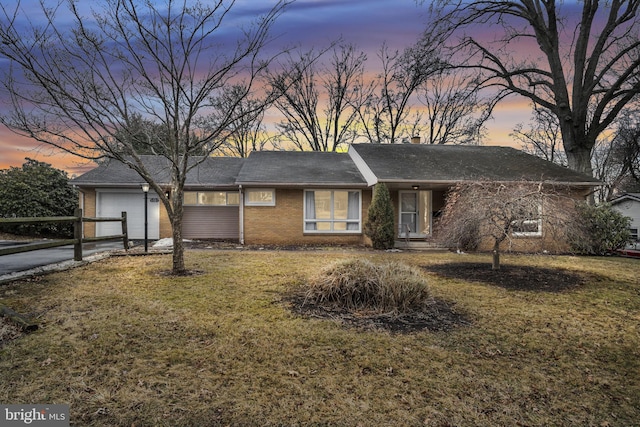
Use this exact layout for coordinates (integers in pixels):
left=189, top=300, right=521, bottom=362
left=610, top=112, right=640, bottom=192
left=418, top=68, right=494, bottom=145
left=0, top=0, right=290, bottom=274
left=513, top=104, right=640, bottom=201
left=211, top=84, right=271, bottom=158
left=435, top=181, right=572, bottom=270
left=362, top=40, right=442, bottom=144
left=423, top=0, right=640, bottom=175
left=512, top=104, right=567, bottom=166
left=267, top=44, right=370, bottom=152
left=592, top=134, right=620, bottom=202
left=594, top=110, right=640, bottom=200
left=111, top=113, right=164, bottom=156
left=110, top=112, right=208, bottom=157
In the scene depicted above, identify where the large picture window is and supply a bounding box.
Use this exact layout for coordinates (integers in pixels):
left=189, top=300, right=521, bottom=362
left=304, top=190, right=361, bottom=233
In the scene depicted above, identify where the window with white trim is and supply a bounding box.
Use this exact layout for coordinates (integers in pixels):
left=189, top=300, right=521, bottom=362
left=304, top=190, right=361, bottom=233
left=511, top=204, right=542, bottom=237
left=245, top=189, right=275, bottom=206
left=184, top=191, right=239, bottom=206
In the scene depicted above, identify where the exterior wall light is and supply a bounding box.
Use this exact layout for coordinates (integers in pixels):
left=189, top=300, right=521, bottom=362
left=142, top=184, right=149, bottom=252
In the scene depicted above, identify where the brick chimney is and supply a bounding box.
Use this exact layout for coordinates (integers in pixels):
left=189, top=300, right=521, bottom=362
left=411, top=136, right=421, bottom=144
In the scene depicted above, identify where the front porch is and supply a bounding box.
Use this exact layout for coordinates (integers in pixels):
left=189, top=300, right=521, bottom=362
left=390, top=187, right=447, bottom=251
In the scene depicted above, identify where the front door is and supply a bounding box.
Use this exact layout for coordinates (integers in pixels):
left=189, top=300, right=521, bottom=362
left=398, top=191, right=431, bottom=238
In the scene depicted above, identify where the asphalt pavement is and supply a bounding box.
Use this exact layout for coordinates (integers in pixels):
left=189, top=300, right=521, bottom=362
left=0, top=240, right=127, bottom=282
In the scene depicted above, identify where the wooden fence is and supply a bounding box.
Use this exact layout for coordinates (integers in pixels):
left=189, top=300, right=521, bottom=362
left=0, top=208, right=128, bottom=261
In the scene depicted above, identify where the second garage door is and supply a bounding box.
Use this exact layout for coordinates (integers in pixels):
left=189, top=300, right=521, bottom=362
left=183, top=206, right=239, bottom=240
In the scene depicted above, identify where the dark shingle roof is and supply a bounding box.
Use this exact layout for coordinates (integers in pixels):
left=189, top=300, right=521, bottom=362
left=71, top=155, right=244, bottom=188
left=186, top=157, right=245, bottom=187
left=235, top=151, right=367, bottom=187
left=72, top=145, right=601, bottom=190
left=350, top=143, right=600, bottom=185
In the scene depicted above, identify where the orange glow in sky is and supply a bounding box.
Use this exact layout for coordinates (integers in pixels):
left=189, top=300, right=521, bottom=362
left=0, top=0, right=534, bottom=175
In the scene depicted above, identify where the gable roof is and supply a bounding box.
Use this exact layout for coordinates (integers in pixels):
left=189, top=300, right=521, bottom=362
left=72, top=144, right=602, bottom=190
left=71, top=155, right=244, bottom=188
left=349, top=143, right=601, bottom=186
left=235, top=151, right=367, bottom=187
left=610, top=193, right=640, bottom=205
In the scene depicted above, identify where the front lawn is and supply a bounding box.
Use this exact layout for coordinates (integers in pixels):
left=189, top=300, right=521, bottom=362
left=0, top=250, right=638, bottom=426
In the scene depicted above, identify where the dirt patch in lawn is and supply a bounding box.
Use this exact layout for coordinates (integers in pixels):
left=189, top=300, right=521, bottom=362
left=423, top=262, right=585, bottom=292
left=0, top=316, right=24, bottom=348
left=284, top=293, right=470, bottom=333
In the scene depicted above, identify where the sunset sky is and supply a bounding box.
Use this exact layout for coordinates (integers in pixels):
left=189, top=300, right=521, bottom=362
left=0, top=0, right=532, bottom=176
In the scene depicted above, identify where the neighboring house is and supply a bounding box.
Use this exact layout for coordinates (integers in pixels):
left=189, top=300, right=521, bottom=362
left=71, top=143, right=600, bottom=251
left=610, top=193, right=640, bottom=249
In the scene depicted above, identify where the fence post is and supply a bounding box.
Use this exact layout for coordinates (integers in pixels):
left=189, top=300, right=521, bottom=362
left=74, top=208, right=83, bottom=261
left=121, top=211, right=129, bottom=250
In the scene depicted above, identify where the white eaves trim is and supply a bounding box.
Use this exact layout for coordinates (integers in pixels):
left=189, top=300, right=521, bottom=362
left=348, top=146, right=378, bottom=187
left=610, top=193, right=640, bottom=205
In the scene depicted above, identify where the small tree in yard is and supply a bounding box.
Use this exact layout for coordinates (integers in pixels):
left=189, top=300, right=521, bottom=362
left=364, top=183, right=395, bottom=250
left=0, top=158, right=77, bottom=237
left=0, top=0, right=290, bottom=275
left=435, top=181, right=571, bottom=270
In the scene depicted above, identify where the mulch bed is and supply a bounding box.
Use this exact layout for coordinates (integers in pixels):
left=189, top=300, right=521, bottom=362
left=284, top=293, right=470, bottom=334
left=285, top=261, right=587, bottom=333
left=422, top=262, right=585, bottom=292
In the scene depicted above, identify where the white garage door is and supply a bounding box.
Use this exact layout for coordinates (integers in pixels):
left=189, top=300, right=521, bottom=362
left=96, top=190, right=160, bottom=240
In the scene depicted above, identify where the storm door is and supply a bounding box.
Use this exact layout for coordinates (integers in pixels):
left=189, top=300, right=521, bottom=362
left=398, top=191, right=431, bottom=238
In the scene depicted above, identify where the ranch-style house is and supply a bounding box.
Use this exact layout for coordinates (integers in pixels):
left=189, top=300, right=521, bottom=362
left=71, top=143, right=600, bottom=251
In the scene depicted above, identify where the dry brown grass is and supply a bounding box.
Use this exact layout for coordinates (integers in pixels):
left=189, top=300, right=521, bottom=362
left=0, top=250, right=638, bottom=426
left=0, top=231, right=36, bottom=241
left=0, top=316, right=23, bottom=344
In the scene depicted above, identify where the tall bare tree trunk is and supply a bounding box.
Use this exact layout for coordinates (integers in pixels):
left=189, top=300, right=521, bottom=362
left=170, top=199, right=186, bottom=274
left=492, top=240, right=500, bottom=271
left=561, top=123, right=596, bottom=203
left=431, top=0, right=640, bottom=183
left=172, top=226, right=185, bottom=274
left=565, top=146, right=594, bottom=177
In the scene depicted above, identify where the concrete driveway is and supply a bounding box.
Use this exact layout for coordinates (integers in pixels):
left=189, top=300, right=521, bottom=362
left=0, top=240, right=127, bottom=281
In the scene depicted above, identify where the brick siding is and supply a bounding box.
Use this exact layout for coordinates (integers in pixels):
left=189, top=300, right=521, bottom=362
left=243, top=188, right=372, bottom=246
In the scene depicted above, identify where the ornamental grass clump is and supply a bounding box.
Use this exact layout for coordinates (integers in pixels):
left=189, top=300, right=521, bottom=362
left=305, top=259, right=434, bottom=314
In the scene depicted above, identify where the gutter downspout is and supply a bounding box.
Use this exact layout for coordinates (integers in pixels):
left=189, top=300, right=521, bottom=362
left=239, top=185, right=244, bottom=245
